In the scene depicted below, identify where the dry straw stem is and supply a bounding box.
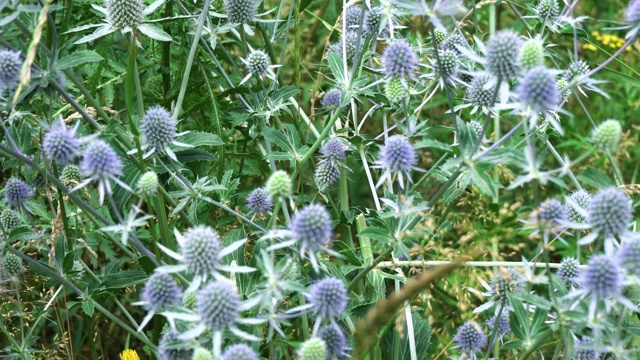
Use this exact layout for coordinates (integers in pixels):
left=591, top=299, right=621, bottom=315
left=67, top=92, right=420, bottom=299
left=354, top=251, right=478, bottom=356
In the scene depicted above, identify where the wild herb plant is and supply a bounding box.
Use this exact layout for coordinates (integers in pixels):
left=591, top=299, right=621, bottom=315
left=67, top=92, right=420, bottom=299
left=1, top=0, right=640, bottom=359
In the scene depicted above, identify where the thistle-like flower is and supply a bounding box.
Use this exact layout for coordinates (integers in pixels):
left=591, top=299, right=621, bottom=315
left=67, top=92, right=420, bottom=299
left=299, top=338, right=327, bottom=360
left=453, top=321, right=487, bottom=358
left=374, top=135, right=420, bottom=189
left=3, top=178, right=33, bottom=211
left=307, top=277, right=348, bottom=331
left=590, top=120, right=622, bottom=152
left=535, top=0, right=560, bottom=21
left=61, top=165, right=82, bottom=185
left=516, top=66, right=559, bottom=112
left=221, top=344, right=259, bottom=360
left=518, top=38, right=545, bottom=70
left=224, top=0, right=258, bottom=24
left=320, top=138, right=347, bottom=162
left=457, top=74, right=494, bottom=114
left=577, top=188, right=633, bottom=253
left=485, top=313, right=510, bottom=337
left=286, top=203, right=339, bottom=271
left=557, top=257, right=580, bottom=287
left=68, top=0, right=171, bottom=44
left=137, top=171, right=159, bottom=196
left=382, top=40, right=419, bottom=79
left=136, top=106, right=191, bottom=160
left=363, top=6, right=388, bottom=35
left=385, top=77, right=408, bottom=103
left=266, top=170, right=292, bottom=199
left=315, top=162, right=341, bottom=190
left=134, top=273, right=182, bottom=330
left=321, top=89, right=342, bottom=108
left=246, top=187, right=273, bottom=214
left=441, top=33, right=465, bottom=55
left=0, top=49, right=22, bottom=91
left=76, top=139, right=130, bottom=204
left=564, top=189, right=591, bottom=223
left=574, top=336, right=600, bottom=360
left=486, top=30, right=523, bottom=79
left=318, top=324, right=351, bottom=359
left=343, top=6, right=364, bottom=30
left=157, top=330, right=193, bottom=360
left=2, top=253, right=24, bottom=282
left=0, top=209, right=22, bottom=233
left=240, top=49, right=280, bottom=85
left=619, top=239, right=640, bottom=277
left=192, top=348, right=213, bottom=360
left=533, top=198, right=567, bottom=235
left=42, top=122, right=85, bottom=166
left=471, top=267, right=525, bottom=313
left=327, top=32, right=365, bottom=65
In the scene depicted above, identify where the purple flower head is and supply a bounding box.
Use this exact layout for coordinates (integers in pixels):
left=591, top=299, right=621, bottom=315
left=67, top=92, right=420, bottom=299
left=574, top=336, right=600, bottom=360
left=364, top=6, right=388, bottom=35
left=221, top=344, right=259, bottom=360
left=140, top=273, right=182, bottom=311
left=246, top=187, right=273, bottom=213
left=466, top=74, right=493, bottom=108
left=344, top=6, right=363, bottom=29
left=320, top=137, right=346, bottom=160
left=3, top=178, right=33, bottom=209
left=382, top=40, right=418, bottom=78
left=442, top=33, right=465, bottom=55
left=328, top=32, right=364, bottom=65
left=536, top=198, right=567, bottom=228
left=141, top=106, right=177, bottom=152
left=565, top=189, right=591, bottom=223
left=378, top=135, right=417, bottom=173
left=626, top=0, right=640, bottom=24
left=196, top=280, right=241, bottom=331
left=321, top=89, right=342, bottom=108
left=224, top=0, right=258, bottom=24
left=181, top=226, right=221, bottom=276
left=291, top=203, right=333, bottom=252
left=158, top=330, right=193, bottom=360
left=43, top=123, right=81, bottom=166
left=489, top=267, right=525, bottom=307
left=308, top=277, right=348, bottom=319
left=0, top=49, right=22, bottom=87
left=486, top=30, right=523, bottom=78
left=318, top=324, right=350, bottom=358
left=315, top=161, right=341, bottom=190
left=516, top=66, right=559, bottom=112
left=619, top=239, right=640, bottom=277
left=453, top=321, right=487, bottom=355
left=485, top=313, right=510, bottom=336
left=579, top=255, right=624, bottom=299
left=587, top=188, right=632, bottom=238
left=557, top=257, right=580, bottom=287
left=80, top=140, right=123, bottom=182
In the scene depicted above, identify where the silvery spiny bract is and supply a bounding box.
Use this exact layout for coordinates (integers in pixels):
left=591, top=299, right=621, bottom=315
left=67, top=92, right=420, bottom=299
left=3, top=178, right=33, bottom=209
left=221, top=344, right=259, bottom=360
left=453, top=321, right=487, bottom=356
left=224, top=0, right=258, bottom=24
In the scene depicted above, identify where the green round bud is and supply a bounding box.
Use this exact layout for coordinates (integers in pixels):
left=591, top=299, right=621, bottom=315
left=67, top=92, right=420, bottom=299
left=434, top=28, right=447, bottom=44
left=192, top=348, right=213, bottom=360
left=556, top=79, right=571, bottom=99
left=137, top=171, right=159, bottom=196
left=1, top=209, right=21, bottom=233
left=280, top=257, right=299, bottom=281
left=385, top=77, right=407, bottom=103
left=591, top=120, right=622, bottom=152
left=266, top=170, right=292, bottom=199
left=299, top=338, right=326, bottom=360
left=61, top=165, right=81, bottom=184
left=183, top=292, right=197, bottom=309
left=518, top=39, right=545, bottom=70
left=3, top=253, right=24, bottom=280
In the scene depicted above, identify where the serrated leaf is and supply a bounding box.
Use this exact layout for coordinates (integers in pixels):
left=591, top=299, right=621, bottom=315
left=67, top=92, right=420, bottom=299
left=56, top=50, right=103, bottom=69
left=327, top=53, right=345, bottom=84
left=82, top=298, right=95, bottom=317
left=271, top=85, right=300, bottom=103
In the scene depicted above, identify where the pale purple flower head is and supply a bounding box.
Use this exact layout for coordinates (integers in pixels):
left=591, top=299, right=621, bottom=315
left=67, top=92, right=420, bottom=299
left=344, top=6, right=363, bottom=29
left=364, top=6, right=387, bottom=35
left=308, top=277, right=348, bottom=319
left=321, top=89, right=342, bottom=108
left=181, top=226, right=221, bottom=276
left=140, top=273, right=182, bottom=311
left=320, top=137, right=346, bottom=160
left=453, top=321, right=487, bottom=355
left=80, top=140, right=123, bottom=182
left=587, top=188, right=632, bottom=238
left=466, top=74, right=493, bottom=108
left=158, top=330, right=193, bottom=360
left=382, top=40, right=418, bottom=78
left=328, top=32, right=363, bottom=65
left=3, top=178, right=33, bottom=209
left=626, top=0, right=640, bottom=24
left=574, top=336, right=600, bottom=360
left=140, top=106, right=177, bottom=152
left=291, top=203, right=333, bottom=252
left=489, top=267, right=525, bottom=307
left=485, top=313, right=510, bottom=336
left=246, top=187, right=273, bottom=213
left=43, top=123, right=81, bottom=166
left=516, top=66, right=559, bottom=111
left=378, top=135, right=417, bottom=173
left=196, top=280, right=241, bottom=331
left=318, top=324, right=350, bottom=358
left=486, top=30, right=523, bottom=78
left=578, top=255, right=624, bottom=299
left=619, top=239, right=640, bottom=277
left=221, top=344, right=259, bottom=360
left=536, top=198, right=567, bottom=230
left=315, top=161, right=341, bottom=189
left=565, top=189, right=591, bottom=223
left=0, top=49, right=22, bottom=87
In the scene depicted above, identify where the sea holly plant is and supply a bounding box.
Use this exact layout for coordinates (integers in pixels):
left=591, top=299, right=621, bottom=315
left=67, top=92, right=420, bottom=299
left=3, top=0, right=640, bottom=359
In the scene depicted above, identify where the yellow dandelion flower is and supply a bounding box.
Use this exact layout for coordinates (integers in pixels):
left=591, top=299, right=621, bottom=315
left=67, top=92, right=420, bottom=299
left=120, top=349, right=140, bottom=360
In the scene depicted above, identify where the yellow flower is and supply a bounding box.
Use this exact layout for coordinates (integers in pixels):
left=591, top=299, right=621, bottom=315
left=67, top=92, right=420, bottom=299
left=120, top=349, right=140, bottom=360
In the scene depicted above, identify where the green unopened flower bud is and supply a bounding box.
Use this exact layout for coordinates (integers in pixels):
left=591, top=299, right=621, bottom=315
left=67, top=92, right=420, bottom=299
left=3, top=253, right=24, bottom=280
left=299, top=338, right=326, bottom=360
left=518, top=39, right=545, bottom=70
left=61, top=165, right=81, bottom=185
left=1, top=209, right=21, bottom=233
left=591, top=120, right=622, bottom=152
left=556, top=79, right=570, bottom=99
left=192, top=348, right=213, bottom=360
left=385, top=77, right=407, bottom=103
left=434, top=28, right=447, bottom=44
left=266, top=170, right=292, bottom=199
left=138, top=171, right=159, bottom=196
left=183, top=292, right=197, bottom=309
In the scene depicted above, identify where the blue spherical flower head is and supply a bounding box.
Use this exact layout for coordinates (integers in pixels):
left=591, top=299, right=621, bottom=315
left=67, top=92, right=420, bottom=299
left=180, top=226, right=221, bottom=277
left=140, top=273, right=182, bottom=311
left=376, top=135, right=418, bottom=188
left=140, top=106, right=177, bottom=155
left=453, top=321, right=487, bottom=356
left=574, top=336, right=600, bottom=360
left=246, top=187, right=273, bottom=214
left=318, top=324, right=350, bottom=358
left=3, top=178, right=33, bottom=210
left=579, top=255, right=623, bottom=299
left=224, top=0, right=258, bottom=24
left=619, top=239, right=640, bottom=277
left=472, top=267, right=525, bottom=312
left=516, top=66, right=559, bottom=112
left=43, top=123, right=81, bottom=166
left=565, top=189, right=591, bottom=223
left=157, top=330, right=193, bottom=360
left=587, top=188, right=632, bottom=239
left=0, top=49, right=22, bottom=88
left=221, top=344, right=259, bottom=360
left=79, top=139, right=128, bottom=204
left=320, top=137, right=346, bottom=160
left=364, top=6, right=388, bottom=35
left=291, top=203, right=333, bottom=255
left=328, top=31, right=364, bottom=65
left=626, top=0, right=640, bottom=24
left=382, top=40, right=418, bottom=79
left=485, top=313, right=510, bottom=336
left=308, top=277, right=348, bottom=321
left=486, top=30, right=523, bottom=79
left=196, top=280, right=240, bottom=331
left=344, top=6, right=363, bottom=30
left=321, top=89, right=341, bottom=108
left=535, top=198, right=567, bottom=232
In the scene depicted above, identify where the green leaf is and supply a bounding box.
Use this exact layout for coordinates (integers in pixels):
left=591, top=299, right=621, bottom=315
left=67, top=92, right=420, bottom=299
left=102, top=270, right=148, bottom=289
left=577, top=167, right=614, bottom=189
left=358, top=228, right=392, bottom=243
left=381, top=311, right=432, bottom=360
left=56, top=50, right=103, bottom=69
left=271, top=85, right=301, bottom=103
left=175, top=131, right=223, bottom=148
left=82, top=297, right=95, bottom=317
left=414, top=139, right=453, bottom=152
left=327, top=53, right=345, bottom=84
left=262, top=127, right=294, bottom=153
